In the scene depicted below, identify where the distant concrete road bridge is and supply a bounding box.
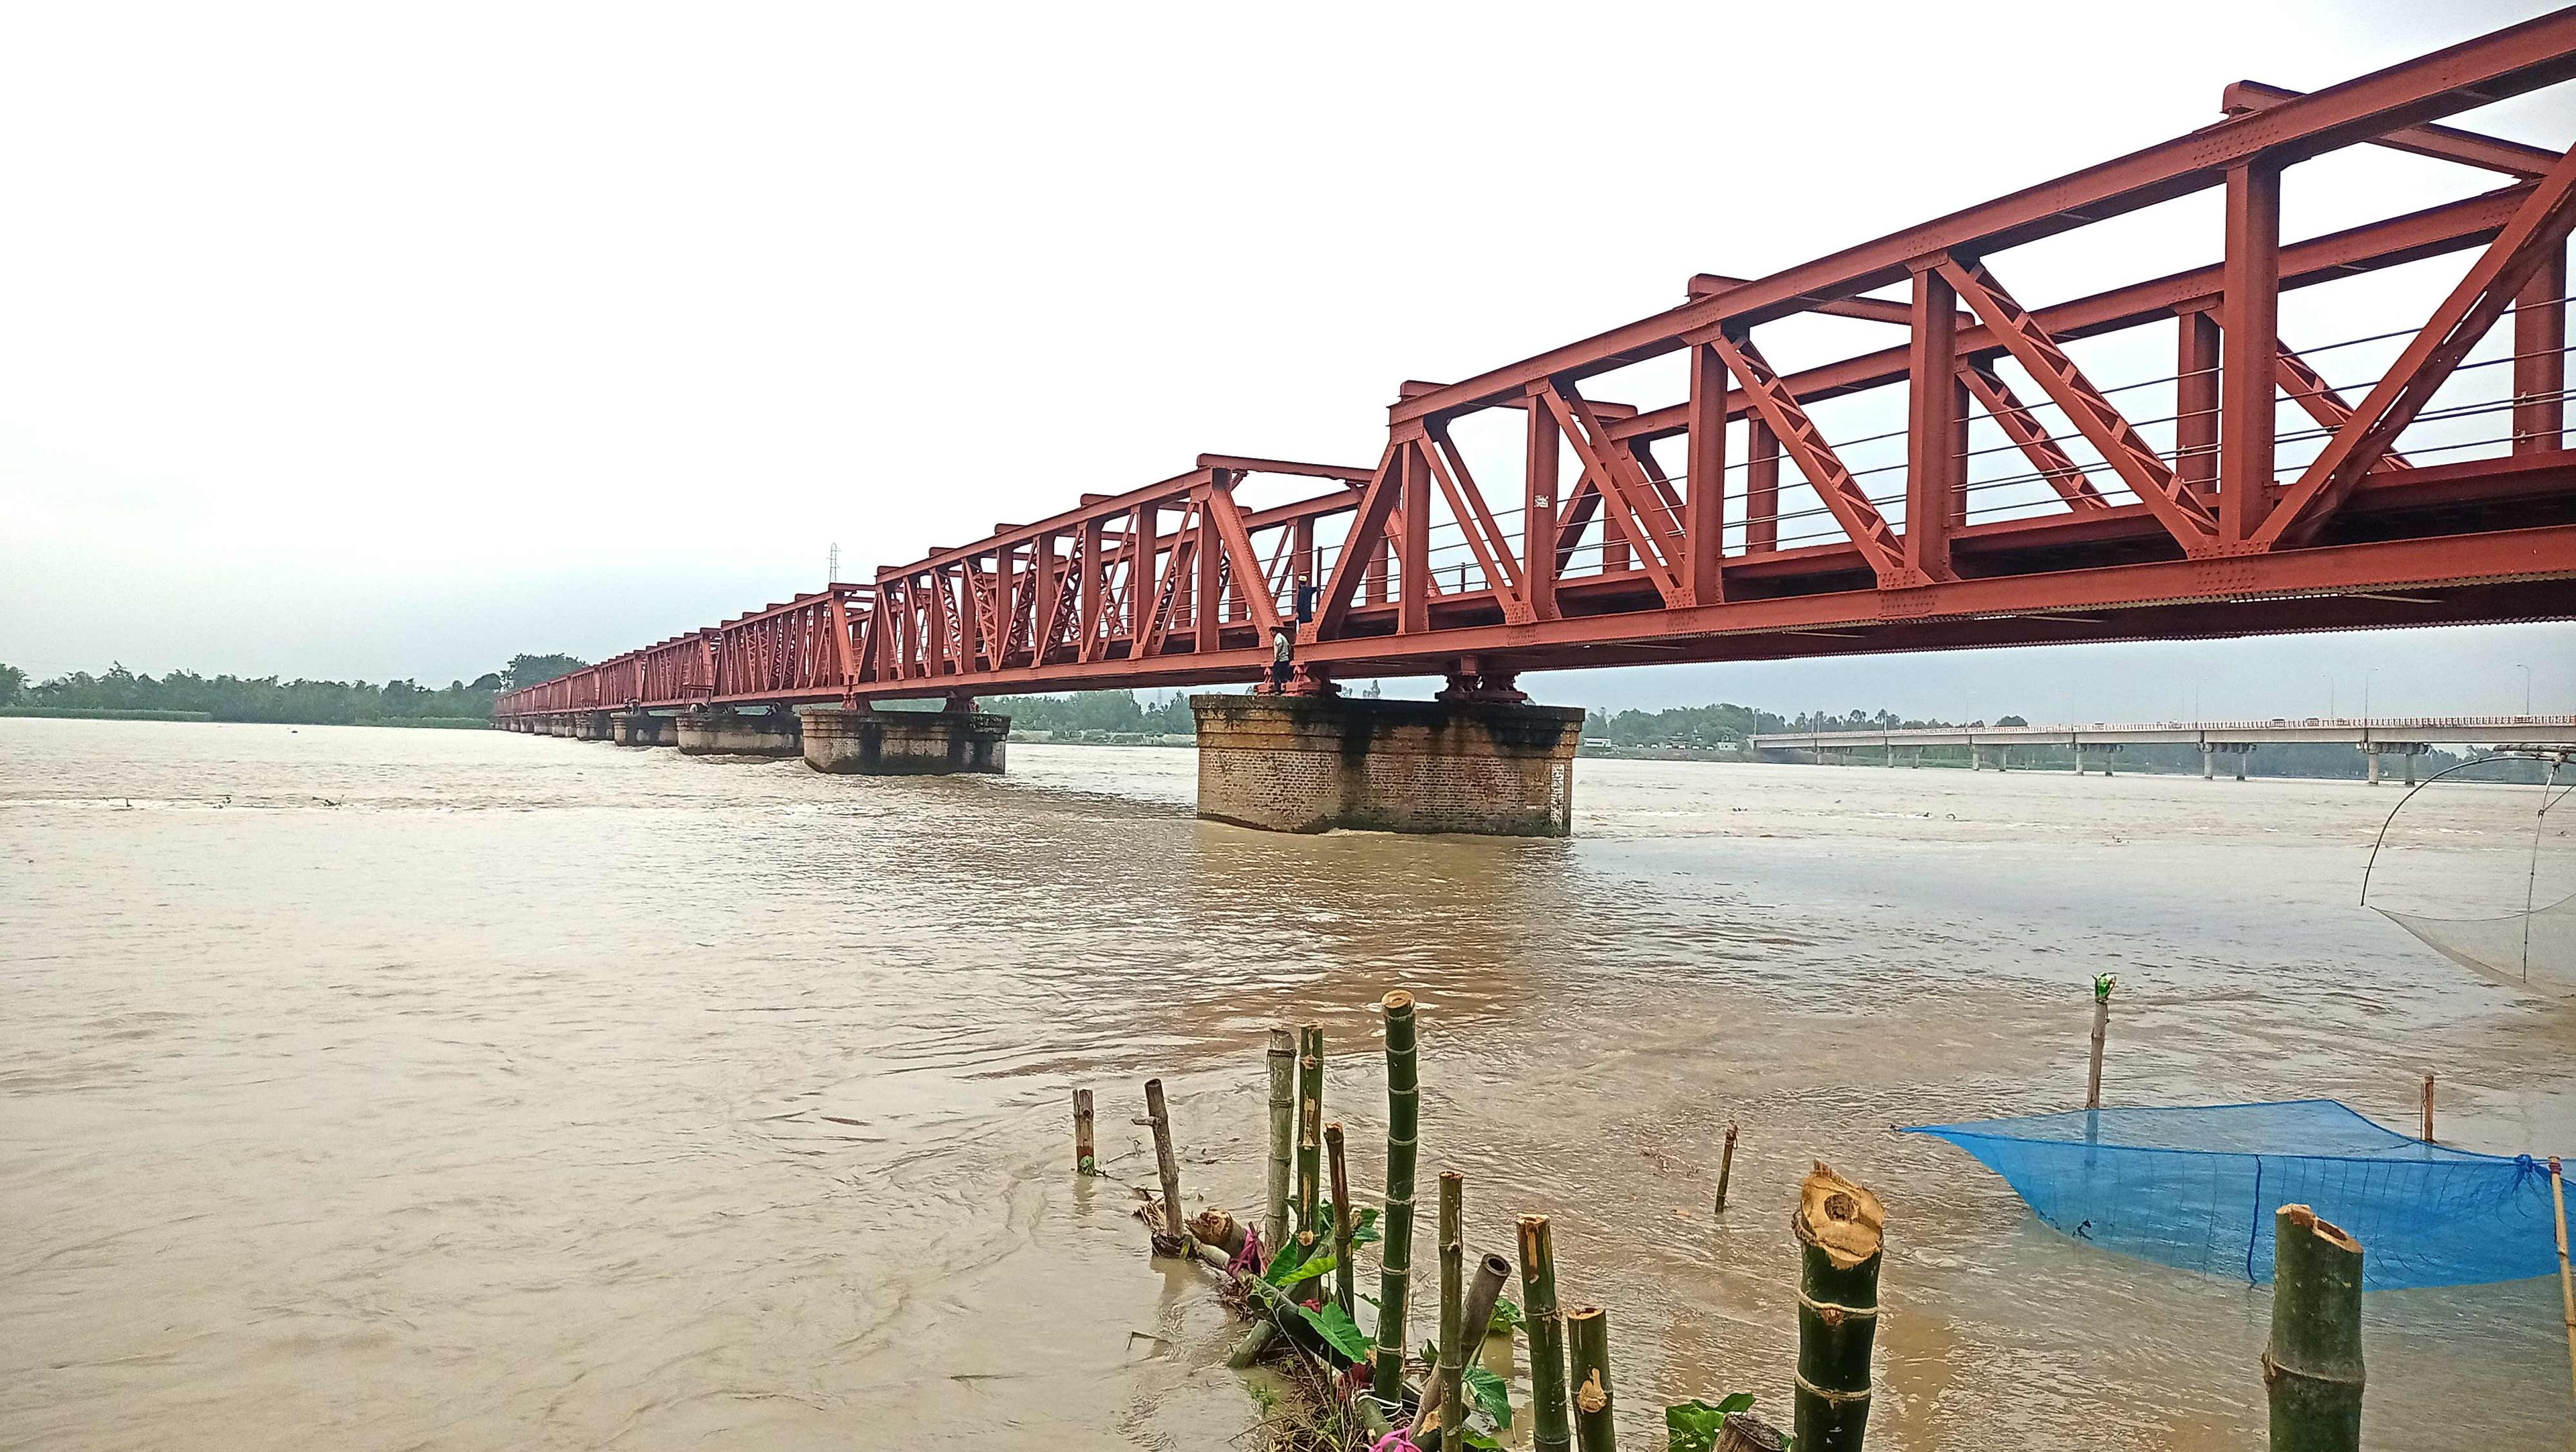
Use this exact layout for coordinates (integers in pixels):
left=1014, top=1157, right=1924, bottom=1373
left=498, top=16, right=2576, bottom=835
left=1754, top=715, right=2576, bottom=781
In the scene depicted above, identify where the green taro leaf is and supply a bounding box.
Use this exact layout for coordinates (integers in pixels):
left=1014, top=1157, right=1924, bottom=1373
left=1458, top=1431, right=1501, bottom=1451
left=1462, top=1365, right=1511, bottom=1429
left=1271, top=1251, right=1336, bottom=1288
left=1263, top=1235, right=1316, bottom=1287
left=1487, top=1297, right=1524, bottom=1335
left=1294, top=1300, right=1372, bottom=1362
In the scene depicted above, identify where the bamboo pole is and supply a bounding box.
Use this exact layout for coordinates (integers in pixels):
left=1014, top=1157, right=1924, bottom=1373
left=1714, top=1121, right=1739, bottom=1214
left=1327, top=1123, right=1356, bottom=1318
left=1372, top=992, right=1421, bottom=1410
left=2264, top=1204, right=2365, bottom=1452
left=1413, top=1251, right=1513, bottom=1443
left=2419, top=1073, right=2435, bottom=1143
left=1792, top=1164, right=1885, bottom=1452
left=1297, top=1023, right=1324, bottom=1247
left=1139, top=1078, right=1188, bottom=1255
left=1435, top=1173, right=1465, bottom=1445
left=1520, top=1215, right=1572, bottom=1452
left=1715, top=1414, right=1786, bottom=1452
left=1265, top=1026, right=1296, bottom=1253
left=1567, top=1305, right=1615, bottom=1452
left=1072, top=1087, right=1095, bottom=1175
left=2086, top=973, right=2116, bottom=1111
left=2551, top=1158, right=2576, bottom=1401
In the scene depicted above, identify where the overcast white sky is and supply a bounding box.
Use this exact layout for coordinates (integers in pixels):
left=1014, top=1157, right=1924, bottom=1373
left=1, top=0, right=2569, bottom=720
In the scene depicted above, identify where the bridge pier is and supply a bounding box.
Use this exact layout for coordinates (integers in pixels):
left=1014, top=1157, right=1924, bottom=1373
left=1191, top=693, right=1583, bottom=836
left=578, top=712, right=614, bottom=742
left=800, top=707, right=1008, bottom=775
left=612, top=713, right=672, bottom=746
left=675, top=707, right=802, bottom=757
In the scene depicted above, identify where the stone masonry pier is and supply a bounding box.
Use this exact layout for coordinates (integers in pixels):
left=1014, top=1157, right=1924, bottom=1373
left=1192, top=694, right=1584, bottom=836
left=800, top=708, right=1008, bottom=775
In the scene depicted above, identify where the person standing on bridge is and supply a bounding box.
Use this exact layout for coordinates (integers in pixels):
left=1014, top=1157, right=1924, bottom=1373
left=1269, top=624, right=1294, bottom=691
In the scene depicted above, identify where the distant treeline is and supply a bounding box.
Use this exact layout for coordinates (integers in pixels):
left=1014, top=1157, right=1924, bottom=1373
left=983, top=689, right=1197, bottom=735
left=0, top=653, right=587, bottom=726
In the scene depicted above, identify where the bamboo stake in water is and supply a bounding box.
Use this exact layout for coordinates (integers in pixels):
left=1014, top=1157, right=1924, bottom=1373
left=1519, top=1214, right=1572, bottom=1452
left=1327, top=1123, right=1355, bottom=1318
left=2264, top=1204, right=2365, bottom=1452
left=1792, top=1164, right=1885, bottom=1452
left=1435, top=1173, right=1464, bottom=1445
left=1265, top=1027, right=1295, bottom=1253
left=2419, top=1073, right=2435, bottom=1143
left=1714, top=1121, right=1739, bottom=1214
left=2552, top=1157, right=2576, bottom=1401
left=1566, top=1305, right=1615, bottom=1452
left=1072, top=1087, right=1095, bottom=1175
left=1297, top=1023, right=1324, bottom=1247
left=1139, top=1078, right=1189, bottom=1255
left=2086, top=973, right=2116, bottom=1111
left=1372, top=992, right=1420, bottom=1410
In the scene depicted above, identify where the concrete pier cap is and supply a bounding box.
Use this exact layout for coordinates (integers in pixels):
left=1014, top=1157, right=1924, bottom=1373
left=799, top=705, right=1008, bottom=775
left=1191, top=692, right=1583, bottom=836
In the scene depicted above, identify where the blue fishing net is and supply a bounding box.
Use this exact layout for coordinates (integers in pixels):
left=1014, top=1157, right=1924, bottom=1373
left=1905, top=1100, right=2559, bottom=1289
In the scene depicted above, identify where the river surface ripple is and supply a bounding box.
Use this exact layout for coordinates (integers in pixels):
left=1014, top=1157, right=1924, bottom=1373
left=3, top=718, right=2571, bottom=1449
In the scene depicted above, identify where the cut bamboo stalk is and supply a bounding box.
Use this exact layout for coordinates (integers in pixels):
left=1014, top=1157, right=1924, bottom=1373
left=1265, top=1025, right=1296, bottom=1253
left=1566, top=1305, right=1615, bottom=1452
left=1436, top=1173, right=1465, bottom=1445
left=2086, top=973, right=2115, bottom=1110
left=1715, top=1121, right=1739, bottom=1214
left=1715, top=1413, right=1786, bottom=1452
left=1327, top=1122, right=1356, bottom=1318
left=2263, top=1204, right=2364, bottom=1452
left=2419, top=1073, right=2435, bottom=1143
left=1414, top=1250, right=1513, bottom=1442
left=1226, top=1319, right=1277, bottom=1370
left=1139, top=1078, right=1188, bottom=1255
left=1520, top=1214, right=1572, bottom=1452
left=1792, top=1163, right=1885, bottom=1452
left=2551, top=1158, right=2575, bottom=1401
left=1297, top=1023, right=1324, bottom=1248
left=1072, top=1087, right=1095, bottom=1175
left=1372, top=991, right=1421, bottom=1410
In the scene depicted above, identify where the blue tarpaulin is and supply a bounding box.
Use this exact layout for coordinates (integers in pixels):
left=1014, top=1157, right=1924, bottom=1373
left=1905, top=1100, right=2557, bottom=1290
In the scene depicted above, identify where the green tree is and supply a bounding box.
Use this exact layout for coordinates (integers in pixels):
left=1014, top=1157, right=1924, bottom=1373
left=504, top=653, right=589, bottom=690
left=0, top=663, right=22, bottom=705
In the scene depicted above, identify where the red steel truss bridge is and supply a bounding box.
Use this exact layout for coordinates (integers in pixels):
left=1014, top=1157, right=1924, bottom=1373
left=500, top=14, right=2576, bottom=724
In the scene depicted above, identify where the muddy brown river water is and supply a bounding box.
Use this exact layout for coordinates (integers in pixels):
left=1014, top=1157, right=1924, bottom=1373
left=3, top=717, right=2572, bottom=1449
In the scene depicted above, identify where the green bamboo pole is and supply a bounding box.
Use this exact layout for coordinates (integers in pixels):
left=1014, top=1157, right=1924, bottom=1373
left=1327, top=1122, right=1356, bottom=1318
left=1519, top=1214, right=1572, bottom=1452
left=1071, top=1087, right=1095, bottom=1175
left=1297, top=1022, right=1324, bottom=1247
left=1792, top=1164, right=1884, bottom=1452
left=1371, top=991, right=1420, bottom=1410
left=2264, top=1204, right=2364, bottom=1452
left=1566, top=1305, right=1615, bottom=1452
left=1436, top=1172, right=1465, bottom=1445
left=1413, top=1249, right=1512, bottom=1444
left=1264, top=1026, right=1295, bottom=1254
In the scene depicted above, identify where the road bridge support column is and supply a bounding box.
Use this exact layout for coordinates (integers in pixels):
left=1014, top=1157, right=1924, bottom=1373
left=799, top=707, right=1008, bottom=775
left=675, top=708, right=802, bottom=757
left=1191, top=693, right=1584, bottom=836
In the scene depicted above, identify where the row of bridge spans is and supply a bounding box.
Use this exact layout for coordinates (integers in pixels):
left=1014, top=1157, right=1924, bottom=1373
left=499, top=15, right=2576, bottom=738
